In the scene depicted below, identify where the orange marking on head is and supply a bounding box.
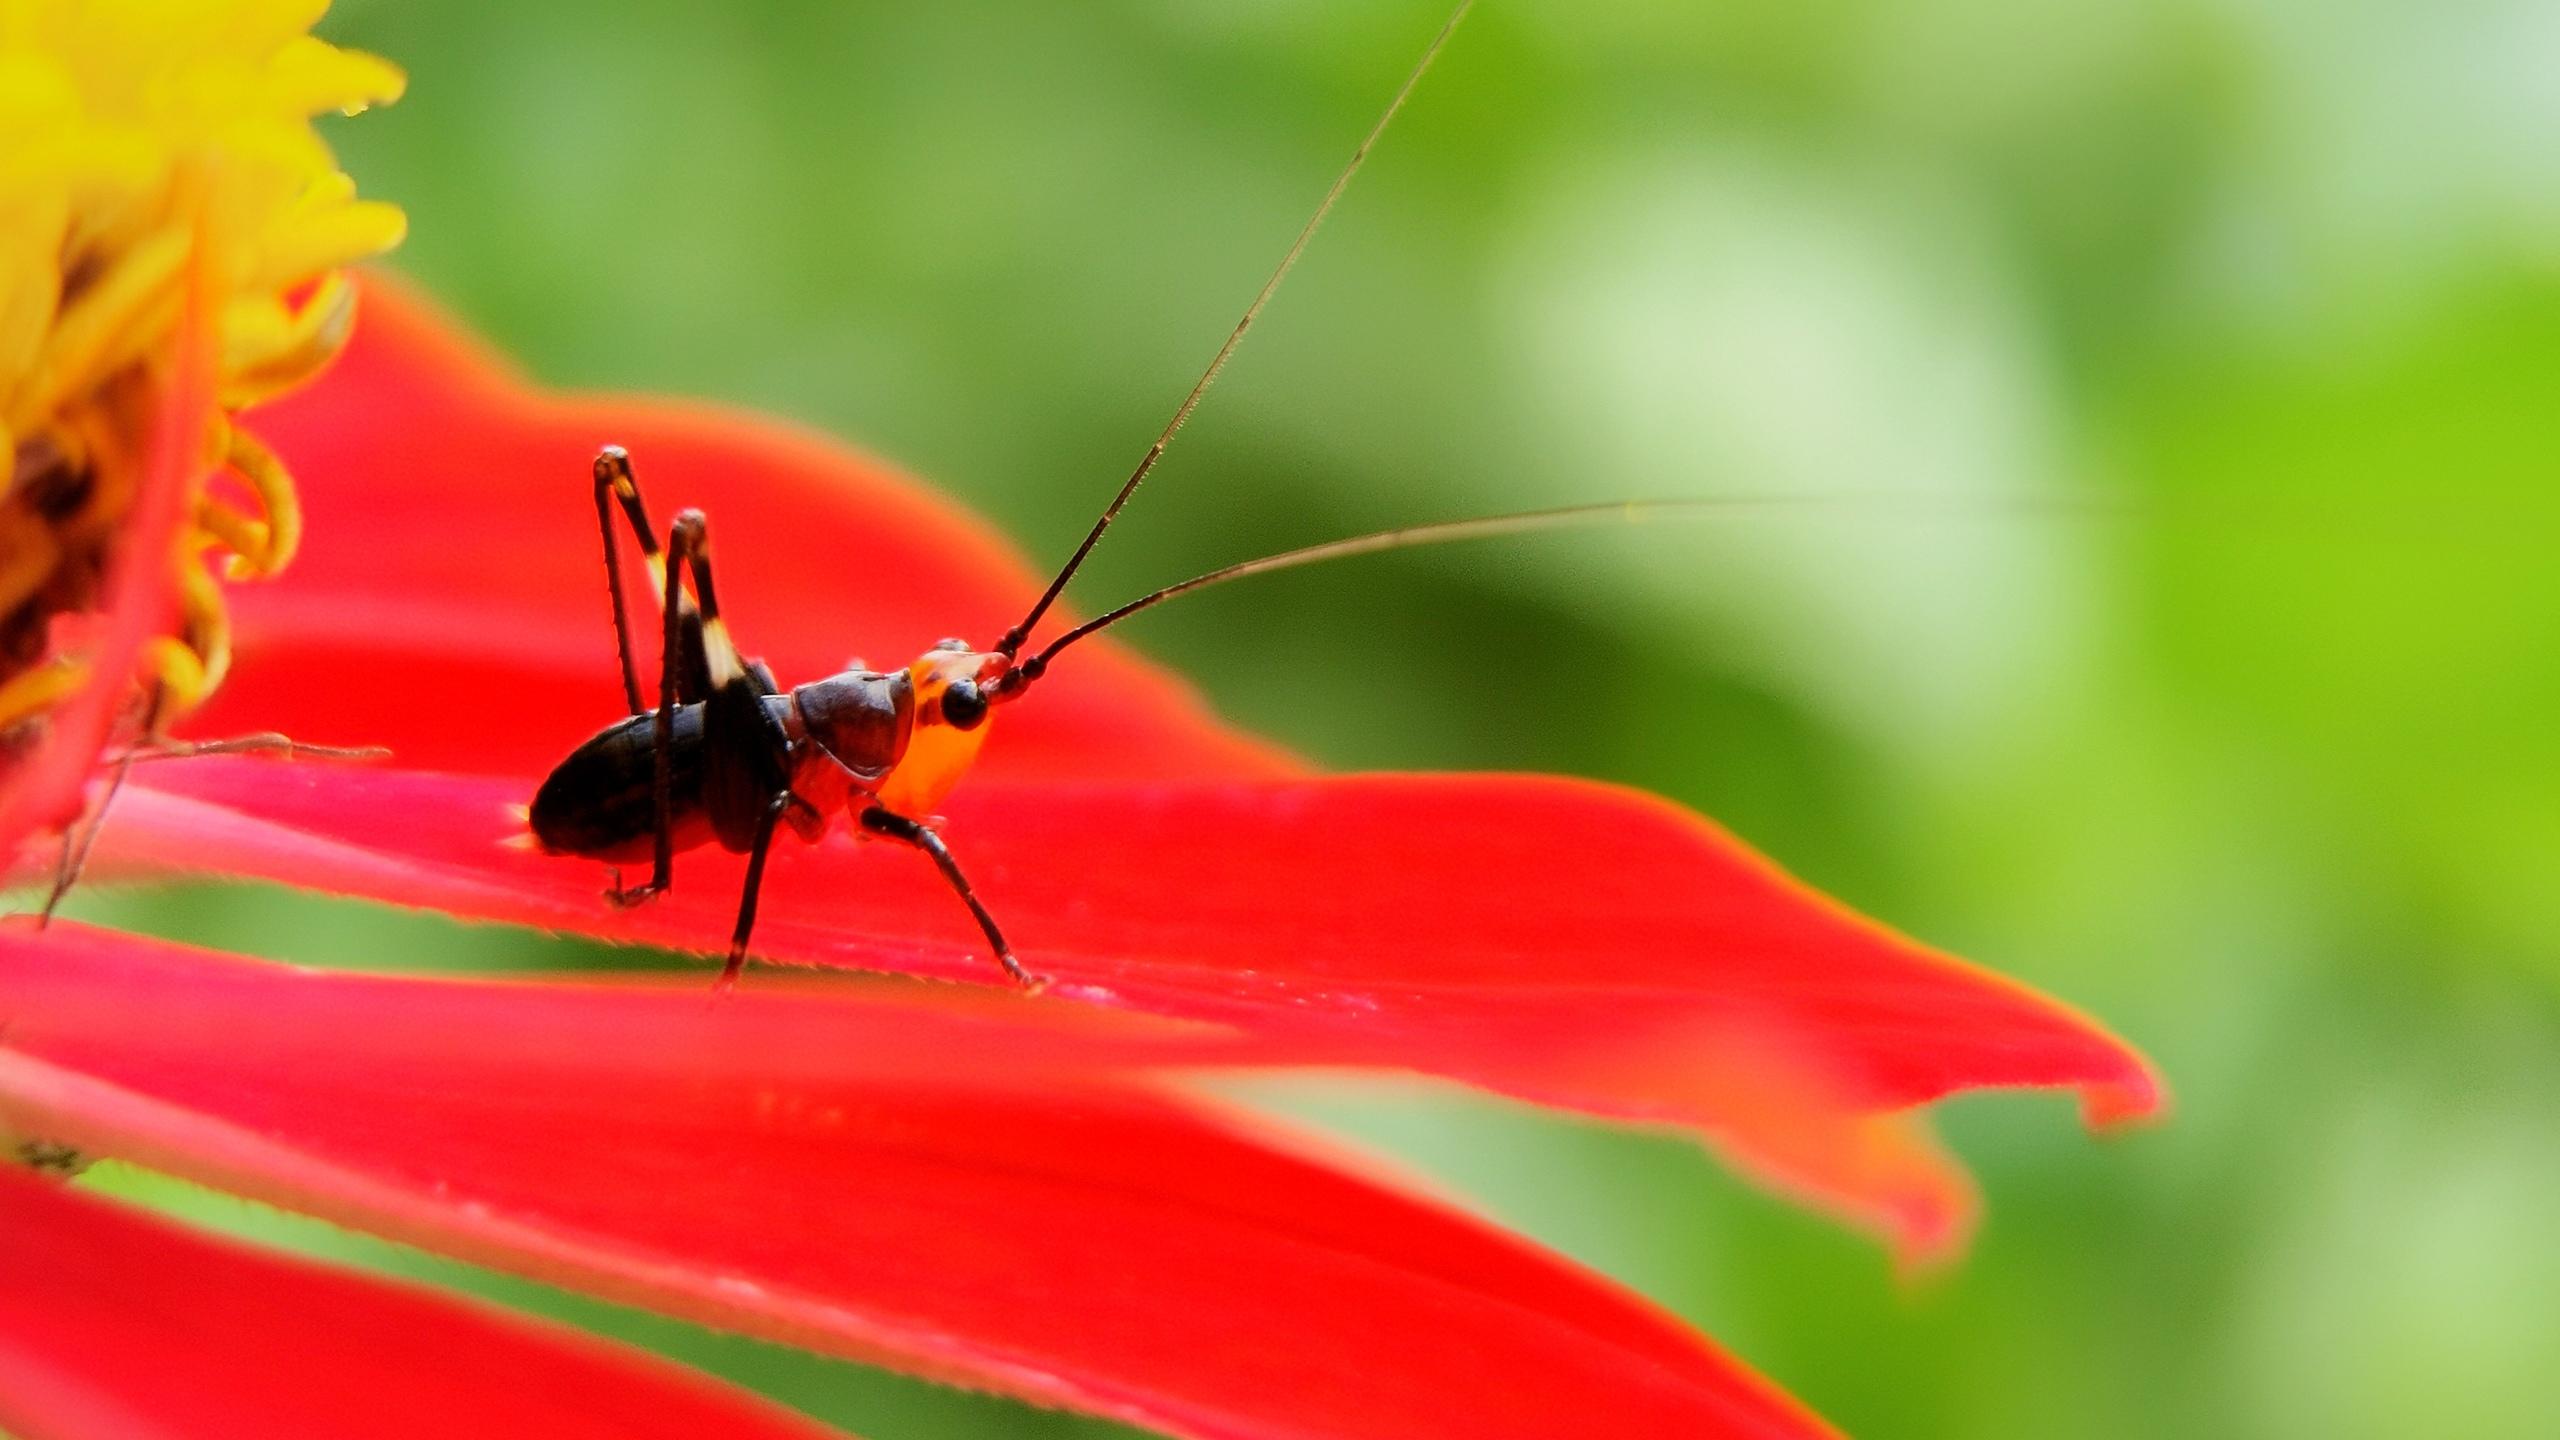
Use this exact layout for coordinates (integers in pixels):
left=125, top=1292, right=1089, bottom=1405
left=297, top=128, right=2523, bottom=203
left=871, top=646, right=1009, bottom=819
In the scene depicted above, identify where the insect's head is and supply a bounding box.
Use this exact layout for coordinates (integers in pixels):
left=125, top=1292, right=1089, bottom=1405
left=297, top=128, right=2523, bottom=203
left=872, top=640, right=1012, bottom=817
left=911, top=639, right=1013, bottom=732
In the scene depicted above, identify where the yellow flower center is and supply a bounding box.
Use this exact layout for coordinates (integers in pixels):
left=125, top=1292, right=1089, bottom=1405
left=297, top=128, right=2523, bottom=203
left=0, top=0, right=402, bottom=744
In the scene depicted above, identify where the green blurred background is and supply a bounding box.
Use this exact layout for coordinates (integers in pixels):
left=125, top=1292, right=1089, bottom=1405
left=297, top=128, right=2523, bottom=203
left=74, top=0, right=2560, bottom=1436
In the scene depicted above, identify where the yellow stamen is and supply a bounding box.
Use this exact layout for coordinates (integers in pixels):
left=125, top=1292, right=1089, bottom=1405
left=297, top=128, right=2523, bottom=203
left=193, top=492, right=272, bottom=573
left=217, top=421, right=298, bottom=573
left=0, top=659, right=88, bottom=735
left=220, top=265, right=357, bottom=407
left=0, top=1, right=403, bottom=760
left=138, top=634, right=213, bottom=719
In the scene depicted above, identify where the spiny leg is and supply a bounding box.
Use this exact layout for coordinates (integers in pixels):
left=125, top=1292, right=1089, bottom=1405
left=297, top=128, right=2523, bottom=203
left=125, top=733, right=392, bottom=764
left=44, top=682, right=184, bottom=923
left=859, top=806, right=1037, bottom=989
left=39, top=723, right=144, bottom=927
left=38, top=726, right=392, bottom=925
left=716, top=790, right=795, bottom=992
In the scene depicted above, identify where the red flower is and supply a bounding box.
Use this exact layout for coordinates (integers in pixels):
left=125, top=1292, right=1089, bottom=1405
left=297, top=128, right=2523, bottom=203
left=2, top=276, right=2161, bottom=1438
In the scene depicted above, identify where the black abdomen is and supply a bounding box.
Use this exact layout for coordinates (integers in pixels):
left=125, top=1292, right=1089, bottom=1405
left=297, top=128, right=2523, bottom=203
left=529, top=707, right=713, bottom=856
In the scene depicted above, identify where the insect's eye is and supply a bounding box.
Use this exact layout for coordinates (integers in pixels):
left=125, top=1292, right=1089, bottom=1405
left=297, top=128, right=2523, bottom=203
left=940, top=679, right=989, bottom=731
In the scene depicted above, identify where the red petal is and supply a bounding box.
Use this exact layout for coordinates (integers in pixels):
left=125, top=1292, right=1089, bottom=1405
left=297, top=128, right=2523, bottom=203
left=159, top=271, right=2160, bottom=1261
left=0, top=923, right=1838, bottom=1440
left=0, top=1169, right=851, bottom=1440
left=188, top=274, right=1294, bottom=783
left=105, top=758, right=2159, bottom=1262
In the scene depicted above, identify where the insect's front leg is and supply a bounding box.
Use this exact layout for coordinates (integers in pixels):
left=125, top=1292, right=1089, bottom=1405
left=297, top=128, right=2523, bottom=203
left=858, top=806, right=1038, bottom=989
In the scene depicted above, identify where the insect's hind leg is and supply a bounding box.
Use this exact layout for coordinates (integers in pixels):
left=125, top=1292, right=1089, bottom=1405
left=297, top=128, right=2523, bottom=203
left=609, top=504, right=773, bottom=910
left=591, top=446, right=726, bottom=715
left=607, top=506, right=698, bottom=908
left=592, top=446, right=658, bottom=716
left=858, top=807, right=1039, bottom=989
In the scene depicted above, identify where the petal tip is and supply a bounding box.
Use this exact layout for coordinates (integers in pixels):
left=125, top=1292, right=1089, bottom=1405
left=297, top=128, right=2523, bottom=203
left=2080, top=1065, right=2171, bottom=1131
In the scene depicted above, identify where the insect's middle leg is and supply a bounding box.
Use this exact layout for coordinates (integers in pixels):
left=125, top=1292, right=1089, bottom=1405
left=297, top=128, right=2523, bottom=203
left=858, top=806, right=1037, bottom=989
left=716, top=790, right=795, bottom=992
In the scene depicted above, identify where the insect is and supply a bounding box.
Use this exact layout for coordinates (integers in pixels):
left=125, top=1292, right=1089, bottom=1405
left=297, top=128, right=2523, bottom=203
left=528, top=2, right=1491, bottom=989
left=527, top=0, right=2062, bottom=988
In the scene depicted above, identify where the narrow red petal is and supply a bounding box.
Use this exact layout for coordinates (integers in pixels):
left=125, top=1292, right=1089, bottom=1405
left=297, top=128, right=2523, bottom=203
left=0, top=924, right=1836, bottom=1440
left=157, top=271, right=2160, bottom=1261
left=0, top=1169, right=852, bottom=1440
left=105, top=758, right=2159, bottom=1260
left=187, top=274, right=1293, bottom=783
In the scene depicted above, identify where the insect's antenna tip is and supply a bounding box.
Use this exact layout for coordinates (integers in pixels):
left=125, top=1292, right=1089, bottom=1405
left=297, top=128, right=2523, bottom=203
left=1000, top=0, right=1474, bottom=660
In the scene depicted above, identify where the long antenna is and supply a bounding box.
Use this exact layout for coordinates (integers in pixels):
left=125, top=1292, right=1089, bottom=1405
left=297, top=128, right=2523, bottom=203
left=995, top=0, right=1478, bottom=657
left=999, top=491, right=2119, bottom=687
